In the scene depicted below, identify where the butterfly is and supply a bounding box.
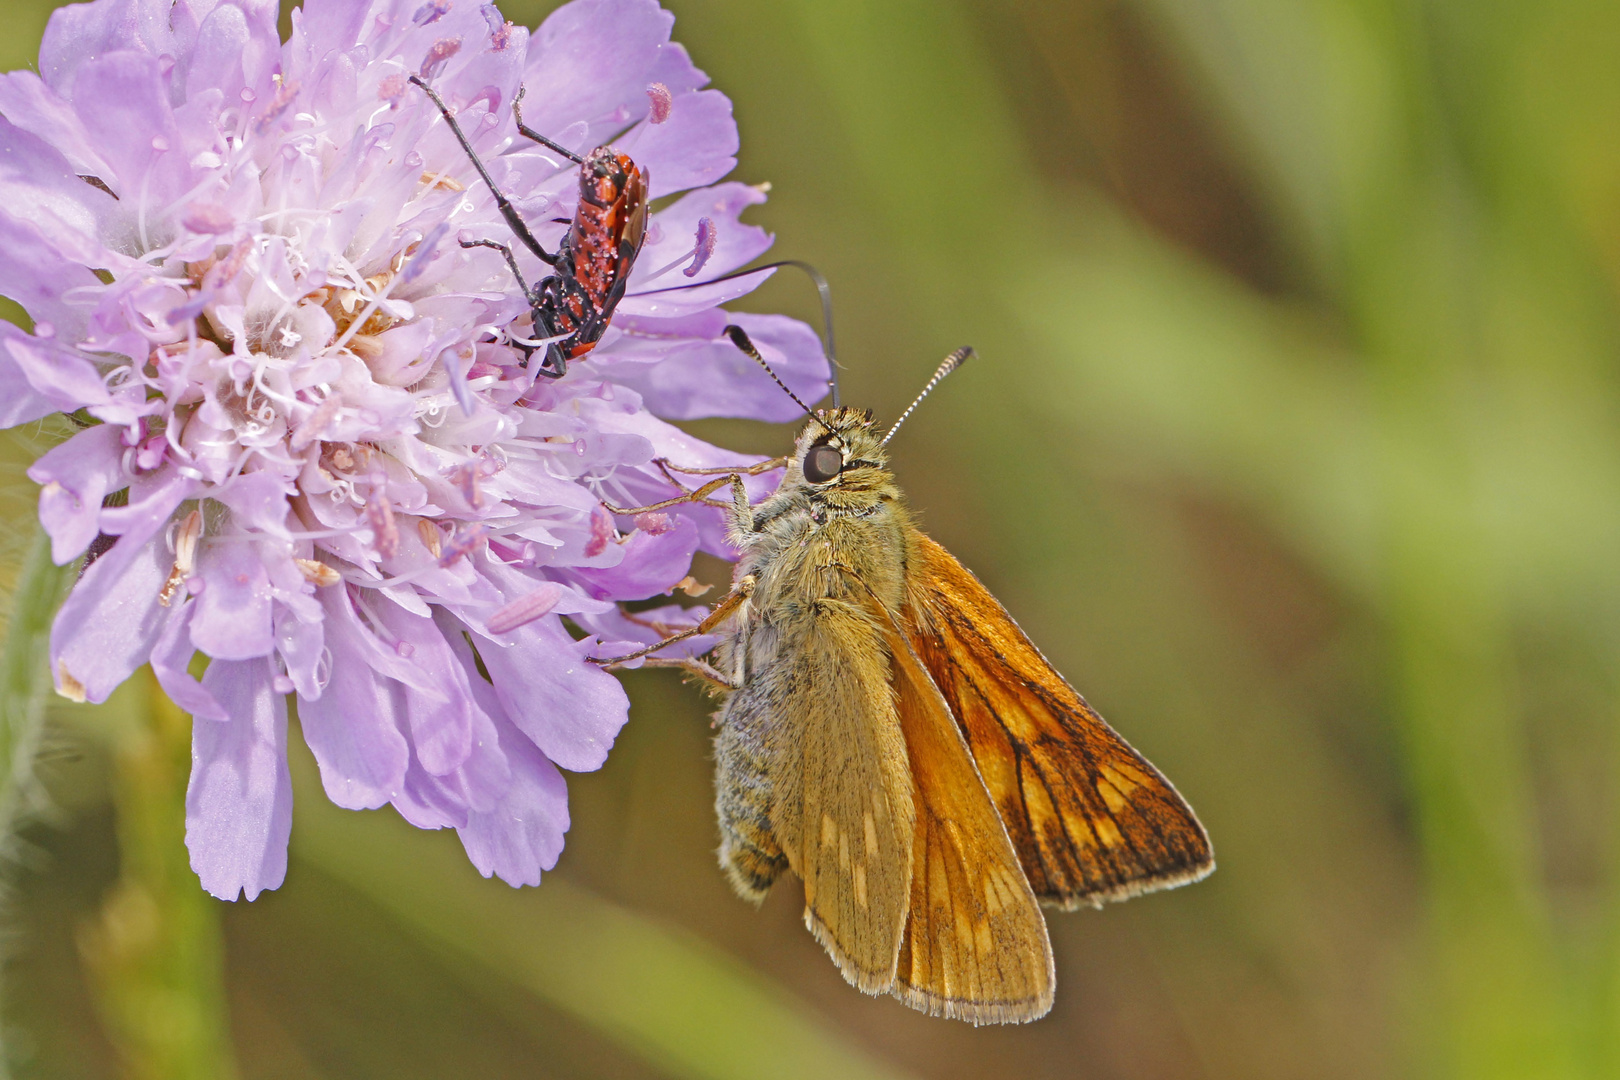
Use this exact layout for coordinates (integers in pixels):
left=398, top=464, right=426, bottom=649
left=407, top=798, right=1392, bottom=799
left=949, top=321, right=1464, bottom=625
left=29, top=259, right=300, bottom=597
left=591, top=328, right=1213, bottom=1024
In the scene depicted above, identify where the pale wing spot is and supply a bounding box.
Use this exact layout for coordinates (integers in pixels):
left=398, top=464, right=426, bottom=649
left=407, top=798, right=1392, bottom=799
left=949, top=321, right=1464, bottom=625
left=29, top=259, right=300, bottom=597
left=1102, top=759, right=1154, bottom=790
left=982, top=875, right=1005, bottom=916
left=863, top=810, right=878, bottom=858
left=1098, top=763, right=1142, bottom=813
left=838, top=827, right=850, bottom=873
left=1094, top=814, right=1124, bottom=847
left=821, top=813, right=837, bottom=851
left=974, top=917, right=993, bottom=958
left=854, top=863, right=868, bottom=908
left=954, top=904, right=976, bottom=951
left=1096, top=775, right=1130, bottom=814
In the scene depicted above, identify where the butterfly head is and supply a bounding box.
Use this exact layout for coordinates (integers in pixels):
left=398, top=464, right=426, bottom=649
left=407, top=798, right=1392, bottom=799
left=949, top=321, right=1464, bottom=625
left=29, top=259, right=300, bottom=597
left=792, top=407, right=890, bottom=492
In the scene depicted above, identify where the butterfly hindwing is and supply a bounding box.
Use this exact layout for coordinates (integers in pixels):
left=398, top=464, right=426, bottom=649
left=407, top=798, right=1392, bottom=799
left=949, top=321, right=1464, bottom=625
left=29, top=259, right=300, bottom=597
left=881, top=615, right=1055, bottom=1024
left=902, top=532, right=1213, bottom=908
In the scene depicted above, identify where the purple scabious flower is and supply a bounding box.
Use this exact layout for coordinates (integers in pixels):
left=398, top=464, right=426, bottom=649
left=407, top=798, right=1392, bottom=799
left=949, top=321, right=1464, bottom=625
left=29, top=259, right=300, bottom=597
left=0, top=0, right=827, bottom=899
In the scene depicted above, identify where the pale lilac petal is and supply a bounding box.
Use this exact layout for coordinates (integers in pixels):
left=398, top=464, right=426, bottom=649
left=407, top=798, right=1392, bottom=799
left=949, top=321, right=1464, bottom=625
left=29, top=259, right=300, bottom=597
left=296, top=587, right=411, bottom=809
left=374, top=598, right=473, bottom=775
left=28, top=423, right=126, bottom=564
left=0, top=71, right=112, bottom=176
left=521, top=0, right=675, bottom=136
left=645, top=39, right=707, bottom=96
left=189, top=539, right=275, bottom=660
left=390, top=755, right=470, bottom=830
left=98, top=468, right=196, bottom=537
left=185, top=0, right=282, bottom=105
left=50, top=473, right=194, bottom=703
left=39, top=0, right=188, bottom=92
left=152, top=601, right=228, bottom=721
left=614, top=88, right=737, bottom=198
left=0, top=211, right=108, bottom=343
left=574, top=515, right=699, bottom=601
left=273, top=604, right=325, bottom=701
left=617, top=183, right=775, bottom=317
left=597, top=311, right=829, bottom=421
left=211, top=470, right=293, bottom=536
left=69, top=53, right=192, bottom=210
left=0, top=326, right=74, bottom=428
left=466, top=612, right=629, bottom=772
left=186, top=657, right=292, bottom=901
left=1, top=327, right=114, bottom=413
left=458, top=718, right=569, bottom=886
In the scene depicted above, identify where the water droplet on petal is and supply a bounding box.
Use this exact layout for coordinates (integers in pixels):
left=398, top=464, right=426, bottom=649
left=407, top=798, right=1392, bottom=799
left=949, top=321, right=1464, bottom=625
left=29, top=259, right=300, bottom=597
left=151, top=135, right=169, bottom=152
left=395, top=641, right=415, bottom=658
left=240, top=87, right=257, bottom=103
left=272, top=674, right=295, bottom=694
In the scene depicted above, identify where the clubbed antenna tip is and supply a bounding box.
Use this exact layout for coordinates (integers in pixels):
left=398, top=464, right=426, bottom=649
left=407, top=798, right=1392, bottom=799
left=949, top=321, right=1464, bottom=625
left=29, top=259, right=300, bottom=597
left=882, top=347, right=973, bottom=446
left=724, top=325, right=819, bottom=423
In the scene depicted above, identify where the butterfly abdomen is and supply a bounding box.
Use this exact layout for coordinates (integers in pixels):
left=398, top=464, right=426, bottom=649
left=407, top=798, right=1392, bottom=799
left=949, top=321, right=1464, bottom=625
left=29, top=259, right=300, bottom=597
left=714, top=679, right=790, bottom=902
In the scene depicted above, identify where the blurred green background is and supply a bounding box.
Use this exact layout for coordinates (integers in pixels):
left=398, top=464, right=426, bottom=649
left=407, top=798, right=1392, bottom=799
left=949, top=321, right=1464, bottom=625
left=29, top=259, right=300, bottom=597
left=1, top=0, right=1618, bottom=1076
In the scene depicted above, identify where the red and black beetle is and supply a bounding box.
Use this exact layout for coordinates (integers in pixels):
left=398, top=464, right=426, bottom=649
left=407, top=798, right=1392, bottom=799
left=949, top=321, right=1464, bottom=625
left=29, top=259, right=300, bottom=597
left=412, top=76, right=648, bottom=378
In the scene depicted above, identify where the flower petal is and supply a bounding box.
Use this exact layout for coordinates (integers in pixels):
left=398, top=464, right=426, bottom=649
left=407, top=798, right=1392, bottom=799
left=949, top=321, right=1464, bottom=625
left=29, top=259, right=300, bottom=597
left=457, top=717, right=569, bottom=887
left=152, top=598, right=229, bottom=721
left=522, top=0, right=676, bottom=137
left=28, top=422, right=127, bottom=565
left=596, top=311, right=829, bottom=421
left=573, top=514, right=699, bottom=601
left=0, top=326, right=115, bottom=416
left=295, top=586, right=411, bottom=809
left=463, top=607, right=628, bottom=773
left=69, top=52, right=193, bottom=211
left=374, top=597, right=473, bottom=775
left=616, top=183, right=775, bottom=317
left=185, top=657, right=292, bottom=901
left=614, top=88, right=737, bottom=198
left=189, top=538, right=276, bottom=660
left=50, top=471, right=194, bottom=703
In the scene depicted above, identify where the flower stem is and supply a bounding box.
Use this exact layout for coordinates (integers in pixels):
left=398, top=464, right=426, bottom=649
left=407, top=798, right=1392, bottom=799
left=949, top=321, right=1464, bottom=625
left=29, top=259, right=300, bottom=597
left=0, top=529, right=72, bottom=1077
left=77, top=670, right=240, bottom=1080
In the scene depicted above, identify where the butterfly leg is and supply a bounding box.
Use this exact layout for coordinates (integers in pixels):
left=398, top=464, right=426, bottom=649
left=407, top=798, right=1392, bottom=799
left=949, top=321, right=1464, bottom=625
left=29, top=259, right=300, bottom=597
left=639, top=656, right=736, bottom=692
left=657, top=456, right=788, bottom=477
left=586, top=575, right=754, bottom=668
left=602, top=470, right=750, bottom=516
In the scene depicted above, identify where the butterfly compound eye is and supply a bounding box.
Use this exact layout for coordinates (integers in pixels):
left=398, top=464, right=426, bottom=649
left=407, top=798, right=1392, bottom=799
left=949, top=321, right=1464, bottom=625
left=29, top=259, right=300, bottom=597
left=803, top=444, right=843, bottom=484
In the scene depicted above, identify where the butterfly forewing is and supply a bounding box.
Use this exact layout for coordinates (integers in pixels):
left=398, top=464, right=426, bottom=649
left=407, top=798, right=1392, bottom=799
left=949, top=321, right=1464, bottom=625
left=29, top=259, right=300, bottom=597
left=902, top=533, right=1213, bottom=908
left=777, top=595, right=915, bottom=993
left=882, top=618, right=1055, bottom=1024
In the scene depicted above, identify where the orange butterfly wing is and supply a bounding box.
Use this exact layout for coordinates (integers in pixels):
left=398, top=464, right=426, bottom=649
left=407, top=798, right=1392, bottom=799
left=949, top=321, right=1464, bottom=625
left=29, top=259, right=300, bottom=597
left=902, top=532, right=1213, bottom=908
left=880, top=618, right=1054, bottom=1024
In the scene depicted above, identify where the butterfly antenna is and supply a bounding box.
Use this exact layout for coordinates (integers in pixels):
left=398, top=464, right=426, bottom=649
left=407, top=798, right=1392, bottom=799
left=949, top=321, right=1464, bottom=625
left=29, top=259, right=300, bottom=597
left=632, top=259, right=840, bottom=407
left=724, top=325, right=820, bottom=423
left=776, top=260, right=840, bottom=408
left=881, top=347, right=973, bottom=447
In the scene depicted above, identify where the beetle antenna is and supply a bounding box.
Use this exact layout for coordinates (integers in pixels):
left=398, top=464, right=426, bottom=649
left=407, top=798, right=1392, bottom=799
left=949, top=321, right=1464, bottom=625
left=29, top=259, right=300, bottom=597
left=724, top=325, right=821, bottom=424
left=881, top=347, right=973, bottom=447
